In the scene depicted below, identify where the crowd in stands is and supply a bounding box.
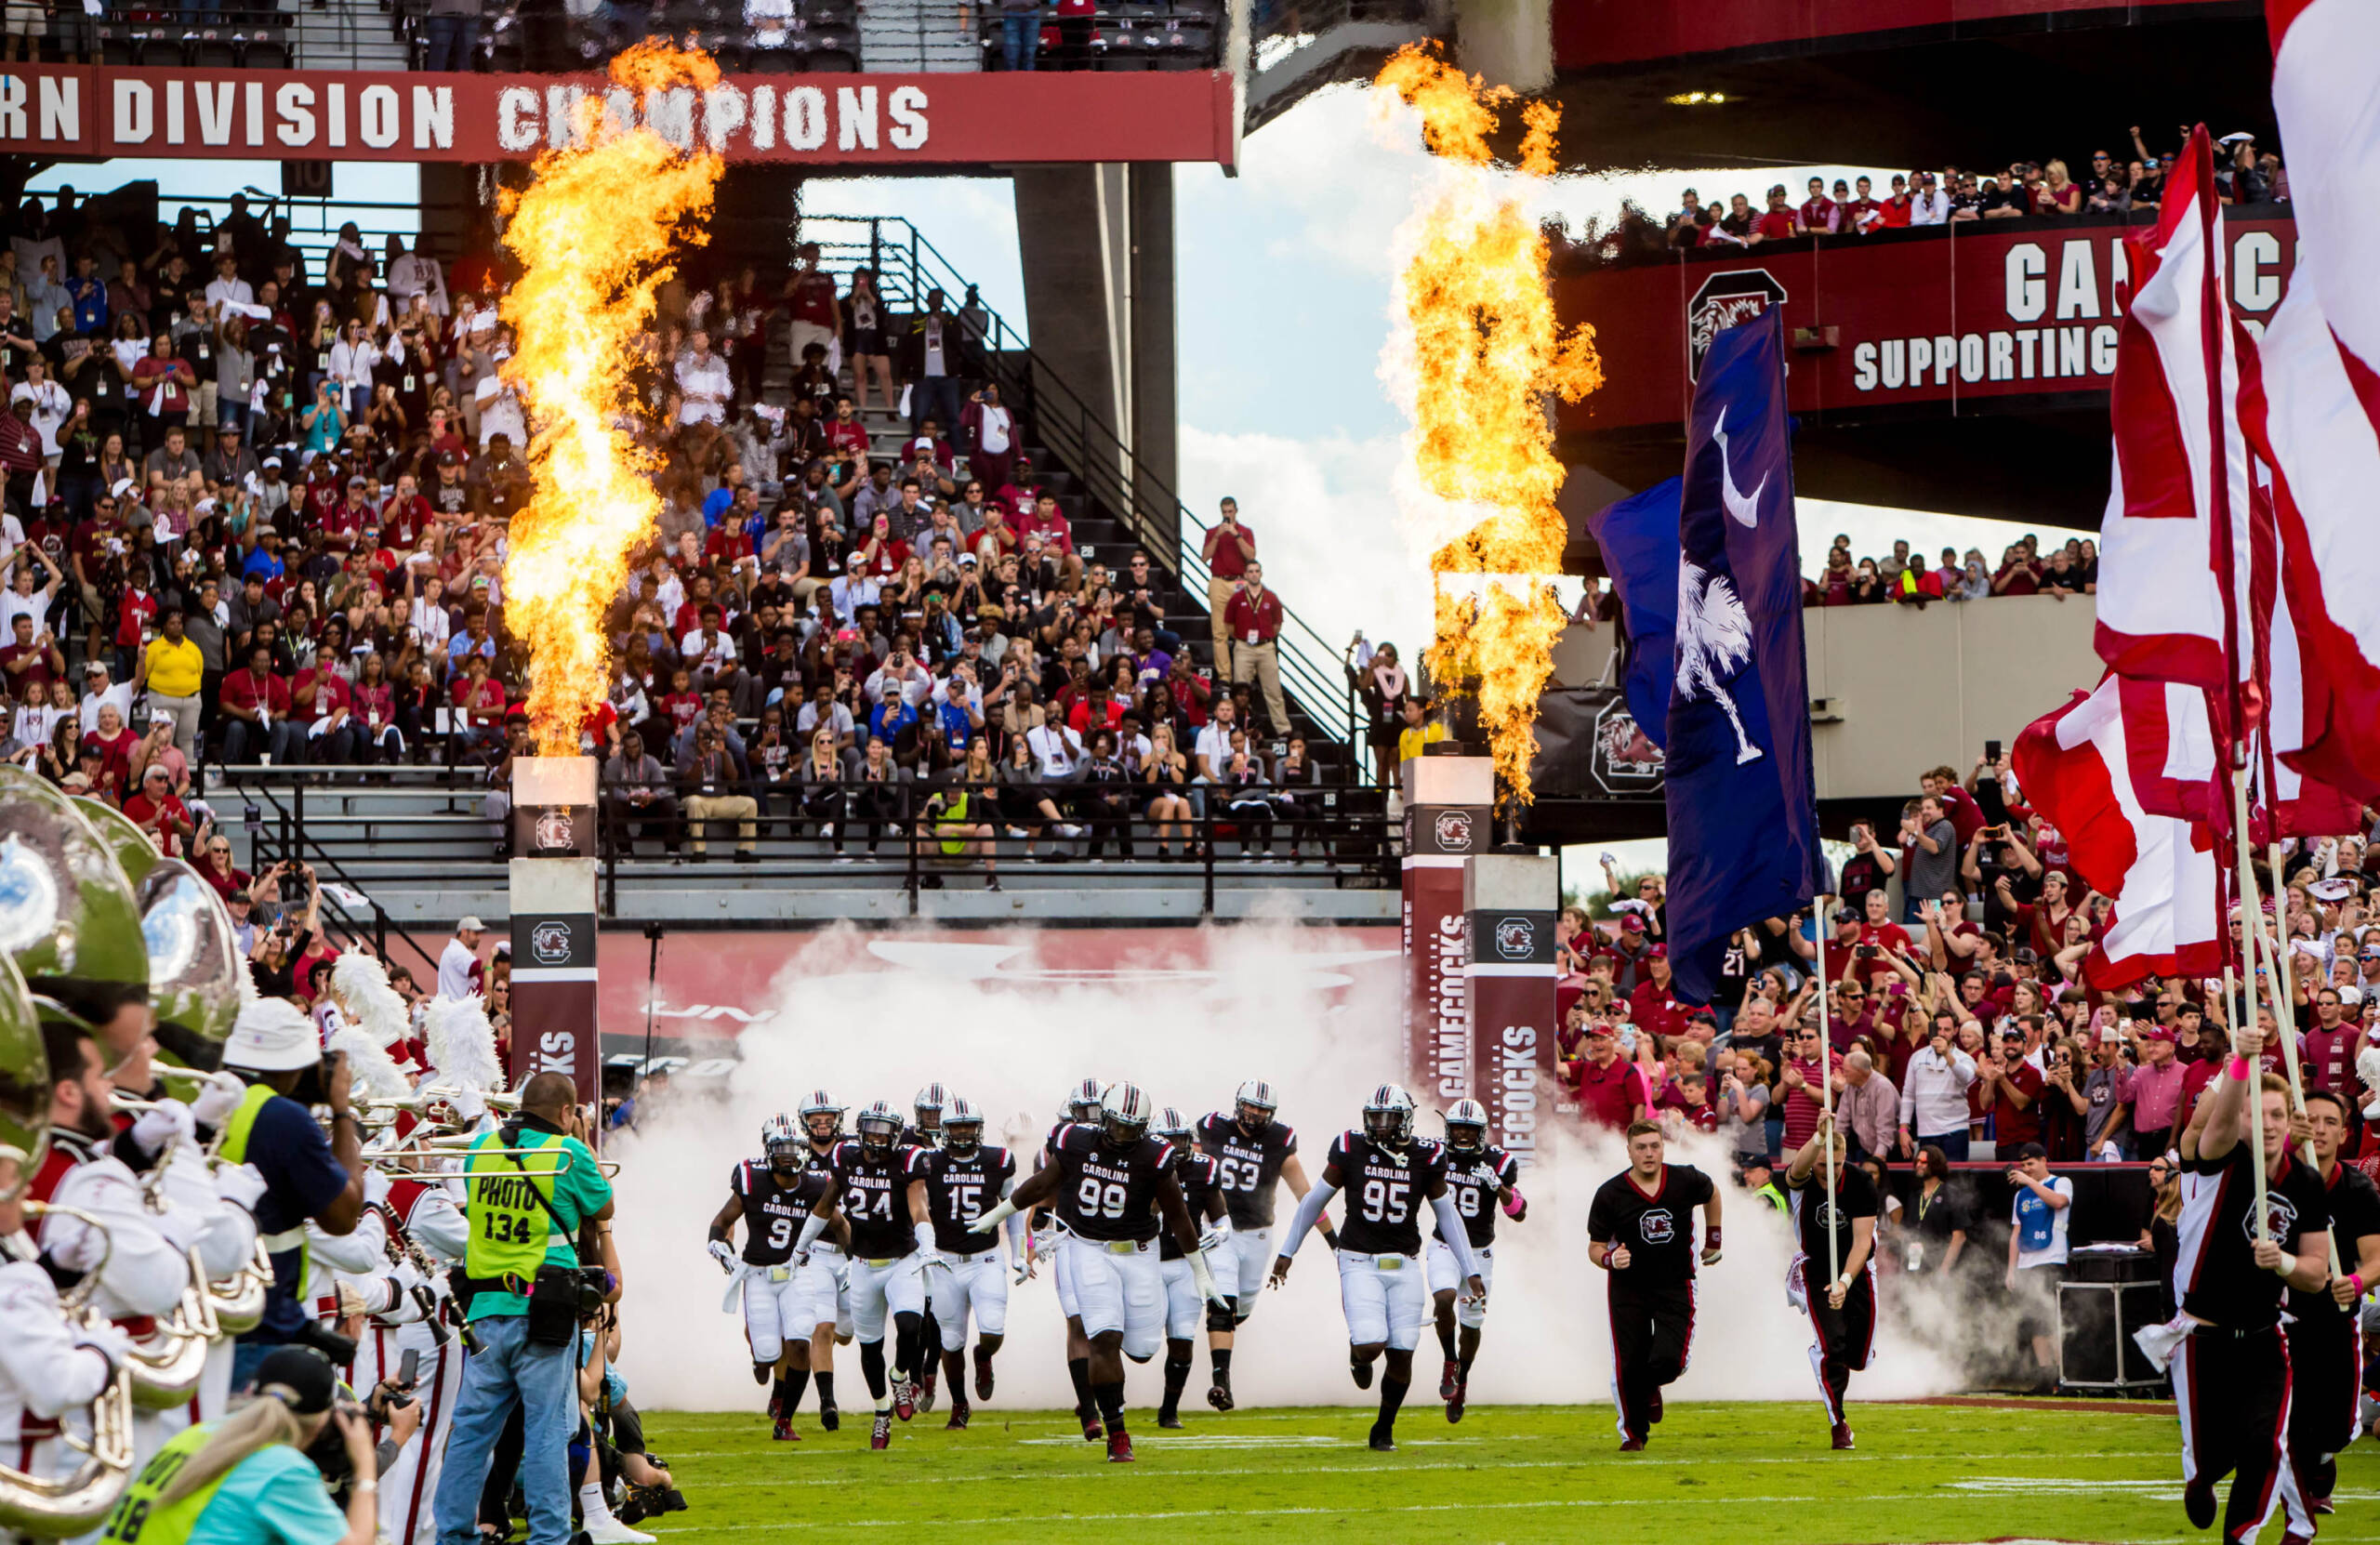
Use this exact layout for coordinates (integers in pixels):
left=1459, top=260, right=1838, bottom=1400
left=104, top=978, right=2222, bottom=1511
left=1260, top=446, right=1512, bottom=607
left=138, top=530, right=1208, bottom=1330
left=1569, top=125, right=2286, bottom=266
left=0, top=191, right=1355, bottom=878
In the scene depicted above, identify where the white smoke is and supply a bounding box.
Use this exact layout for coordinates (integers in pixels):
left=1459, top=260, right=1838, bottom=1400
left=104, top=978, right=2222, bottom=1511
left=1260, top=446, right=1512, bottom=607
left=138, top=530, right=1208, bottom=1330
left=610, top=922, right=1961, bottom=1412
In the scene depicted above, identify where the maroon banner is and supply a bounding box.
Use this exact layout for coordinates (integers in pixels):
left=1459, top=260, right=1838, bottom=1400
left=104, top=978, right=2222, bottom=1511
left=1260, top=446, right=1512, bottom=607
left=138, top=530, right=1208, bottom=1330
left=1555, top=214, right=2297, bottom=436
left=1554, top=0, right=2220, bottom=73
left=0, top=64, right=1236, bottom=165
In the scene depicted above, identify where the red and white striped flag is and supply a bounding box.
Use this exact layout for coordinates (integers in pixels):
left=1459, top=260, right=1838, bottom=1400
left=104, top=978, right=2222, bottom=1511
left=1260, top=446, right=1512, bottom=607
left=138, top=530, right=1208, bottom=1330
left=2094, top=128, right=2251, bottom=706
left=2245, top=0, right=2380, bottom=800
left=2015, top=679, right=2225, bottom=988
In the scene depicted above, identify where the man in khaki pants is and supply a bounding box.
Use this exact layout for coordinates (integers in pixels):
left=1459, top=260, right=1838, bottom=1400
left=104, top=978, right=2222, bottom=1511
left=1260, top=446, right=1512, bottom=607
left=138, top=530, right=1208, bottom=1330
left=679, top=723, right=759, bottom=863
left=1200, top=496, right=1258, bottom=679
left=1224, top=560, right=1291, bottom=738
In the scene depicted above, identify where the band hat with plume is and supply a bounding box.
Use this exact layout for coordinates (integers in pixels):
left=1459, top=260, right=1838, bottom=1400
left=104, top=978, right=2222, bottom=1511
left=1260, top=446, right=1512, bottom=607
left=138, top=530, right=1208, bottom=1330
left=326, top=1023, right=410, bottom=1102
left=223, top=997, right=320, bottom=1073
left=424, top=994, right=502, bottom=1095
left=329, top=952, right=409, bottom=1051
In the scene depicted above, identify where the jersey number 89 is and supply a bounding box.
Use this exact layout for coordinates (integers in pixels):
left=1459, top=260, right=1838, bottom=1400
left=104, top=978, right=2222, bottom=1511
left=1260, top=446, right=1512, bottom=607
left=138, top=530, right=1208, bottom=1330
left=1077, top=1177, right=1130, bottom=1219
left=1359, top=1178, right=1410, bottom=1225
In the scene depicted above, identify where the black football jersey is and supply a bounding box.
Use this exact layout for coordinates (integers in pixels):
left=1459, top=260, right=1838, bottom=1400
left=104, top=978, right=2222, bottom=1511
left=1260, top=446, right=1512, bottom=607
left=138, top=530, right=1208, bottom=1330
left=1586, top=1164, right=1716, bottom=1287
left=2179, top=1142, right=2331, bottom=1330
left=1161, top=1150, right=1222, bottom=1262
left=1435, top=1144, right=1523, bottom=1251
left=1326, top=1130, right=1448, bottom=1257
left=2291, top=1163, right=2380, bottom=1325
left=829, top=1140, right=926, bottom=1260
left=1196, top=1113, right=1299, bottom=1229
left=733, top=1160, right=825, bottom=1266
left=1050, top=1123, right=1174, bottom=1244
left=1787, top=1164, right=1879, bottom=1277
left=921, top=1145, right=1017, bottom=1255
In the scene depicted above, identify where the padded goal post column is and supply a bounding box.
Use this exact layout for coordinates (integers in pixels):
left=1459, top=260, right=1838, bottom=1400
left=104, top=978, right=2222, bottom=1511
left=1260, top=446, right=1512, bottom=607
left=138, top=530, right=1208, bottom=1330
left=1463, top=852, right=1558, bottom=1168
left=508, top=756, right=602, bottom=1131
left=1402, top=754, right=1492, bottom=1101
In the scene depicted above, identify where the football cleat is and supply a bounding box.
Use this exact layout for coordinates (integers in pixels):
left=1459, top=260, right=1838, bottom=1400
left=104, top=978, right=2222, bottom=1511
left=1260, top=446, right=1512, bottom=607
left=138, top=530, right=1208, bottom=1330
left=1446, top=1380, right=1466, bottom=1424
left=818, top=1402, right=839, bottom=1433
left=973, top=1345, right=996, bottom=1401
left=1207, top=1376, right=1235, bottom=1412
left=919, top=1365, right=937, bottom=1414
left=892, top=1378, right=917, bottom=1421
left=1157, top=1409, right=1184, bottom=1430
left=1830, top=1421, right=1856, bottom=1451
left=1079, top=1406, right=1104, bottom=1442
left=1442, top=1098, right=1488, bottom=1151
left=870, top=1412, right=892, bottom=1451
left=945, top=1404, right=972, bottom=1432
left=1350, top=1353, right=1373, bottom=1391
left=1619, top=1434, right=1645, bottom=1452
left=1438, top=1358, right=1460, bottom=1402
left=1649, top=1388, right=1664, bottom=1425
left=1363, top=1084, right=1417, bottom=1145
left=1106, top=1428, right=1135, bottom=1463
left=2312, top=1499, right=2335, bottom=1516
left=1367, top=1425, right=1396, bottom=1453
left=772, top=1416, right=797, bottom=1442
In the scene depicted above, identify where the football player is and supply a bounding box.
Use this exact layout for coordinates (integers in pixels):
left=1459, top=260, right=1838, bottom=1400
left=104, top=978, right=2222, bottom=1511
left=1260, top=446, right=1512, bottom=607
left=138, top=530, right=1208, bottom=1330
left=1033, top=1077, right=1108, bottom=1439
left=1587, top=1118, right=1721, bottom=1450
left=705, top=1115, right=841, bottom=1440
left=1430, top=1098, right=1525, bottom=1422
left=2288, top=1089, right=2380, bottom=1517
left=1152, top=1107, right=1231, bottom=1428
left=1194, top=1077, right=1332, bottom=1410
left=1273, top=1084, right=1482, bottom=1452
left=794, top=1099, right=933, bottom=1451
left=1785, top=1111, right=1878, bottom=1451
left=796, top=1087, right=855, bottom=1430
left=979, top=1082, right=1224, bottom=1462
left=904, top=1081, right=950, bottom=1411
left=917, top=1096, right=1022, bottom=1431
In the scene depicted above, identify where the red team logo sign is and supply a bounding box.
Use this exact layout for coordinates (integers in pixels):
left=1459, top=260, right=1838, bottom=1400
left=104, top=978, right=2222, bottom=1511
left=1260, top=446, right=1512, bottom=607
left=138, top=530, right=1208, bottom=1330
left=1686, top=270, right=1788, bottom=381
left=1494, top=917, right=1537, bottom=960
left=1639, top=1208, right=1675, bottom=1244
left=531, top=919, right=574, bottom=966
left=1434, top=811, right=1474, bottom=852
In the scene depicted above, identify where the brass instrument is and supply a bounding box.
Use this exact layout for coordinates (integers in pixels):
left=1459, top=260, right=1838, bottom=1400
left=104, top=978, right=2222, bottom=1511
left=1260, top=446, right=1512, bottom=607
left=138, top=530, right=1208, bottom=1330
left=0, top=952, right=134, bottom=1538
left=376, top=1134, right=620, bottom=1181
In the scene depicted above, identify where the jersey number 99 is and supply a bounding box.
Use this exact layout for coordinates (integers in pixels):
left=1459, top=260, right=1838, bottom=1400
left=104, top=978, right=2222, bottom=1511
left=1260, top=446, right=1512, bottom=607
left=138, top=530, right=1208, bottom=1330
left=1077, top=1177, right=1130, bottom=1219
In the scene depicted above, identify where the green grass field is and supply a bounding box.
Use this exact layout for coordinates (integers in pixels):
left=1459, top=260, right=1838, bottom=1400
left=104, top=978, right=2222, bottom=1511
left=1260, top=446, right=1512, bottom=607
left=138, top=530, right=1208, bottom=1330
left=636, top=1399, right=2380, bottom=1543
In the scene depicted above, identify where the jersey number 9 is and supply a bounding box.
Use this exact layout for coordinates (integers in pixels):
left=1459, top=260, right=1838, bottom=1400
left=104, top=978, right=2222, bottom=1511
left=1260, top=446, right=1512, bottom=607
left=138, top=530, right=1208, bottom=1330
left=1077, top=1177, right=1129, bottom=1219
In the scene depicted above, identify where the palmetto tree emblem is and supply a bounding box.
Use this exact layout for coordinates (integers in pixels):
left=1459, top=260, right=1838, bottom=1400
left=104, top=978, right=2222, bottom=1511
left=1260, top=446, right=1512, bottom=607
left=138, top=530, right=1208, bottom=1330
left=1675, top=406, right=1767, bottom=767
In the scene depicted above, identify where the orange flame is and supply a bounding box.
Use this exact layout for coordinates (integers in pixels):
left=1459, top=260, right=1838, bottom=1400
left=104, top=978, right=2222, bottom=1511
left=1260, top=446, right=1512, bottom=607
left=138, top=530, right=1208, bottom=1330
left=499, top=42, right=724, bottom=756
left=1377, top=45, right=1601, bottom=804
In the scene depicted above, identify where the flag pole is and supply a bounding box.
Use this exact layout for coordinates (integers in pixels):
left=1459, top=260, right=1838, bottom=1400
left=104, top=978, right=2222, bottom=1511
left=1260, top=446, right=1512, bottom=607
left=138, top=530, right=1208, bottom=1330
left=2227, top=766, right=2270, bottom=1241
left=2255, top=828, right=2343, bottom=1272
left=1815, top=894, right=1841, bottom=1288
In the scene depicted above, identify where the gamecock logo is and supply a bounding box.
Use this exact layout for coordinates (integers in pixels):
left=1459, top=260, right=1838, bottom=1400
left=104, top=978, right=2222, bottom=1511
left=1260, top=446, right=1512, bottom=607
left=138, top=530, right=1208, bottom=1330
left=534, top=806, right=575, bottom=852
left=1434, top=811, right=1474, bottom=852
left=1687, top=270, right=1789, bottom=381
left=2245, top=1194, right=2299, bottom=1246
left=1494, top=917, right=1536, bottom=960
left=1639, top=1208, right=1676, bottom=1244
left=531, top=920, right=574, bottom=965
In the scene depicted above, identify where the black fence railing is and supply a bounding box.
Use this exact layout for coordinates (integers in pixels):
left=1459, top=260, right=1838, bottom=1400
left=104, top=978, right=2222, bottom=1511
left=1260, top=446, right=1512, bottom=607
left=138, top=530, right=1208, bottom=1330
left=211, top=763, right=1398, bottom=920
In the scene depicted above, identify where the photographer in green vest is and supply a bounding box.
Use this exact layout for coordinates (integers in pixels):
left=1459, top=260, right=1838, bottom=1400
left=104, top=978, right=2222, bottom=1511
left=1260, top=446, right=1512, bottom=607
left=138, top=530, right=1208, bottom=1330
left=99, top=1344, right=379, bottom=1545
left=432, top=1072, right=618, bottom=1545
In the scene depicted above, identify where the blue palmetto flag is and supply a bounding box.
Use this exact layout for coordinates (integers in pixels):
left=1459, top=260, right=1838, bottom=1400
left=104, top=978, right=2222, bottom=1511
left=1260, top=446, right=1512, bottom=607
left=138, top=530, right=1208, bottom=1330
left=1585, top=478, right=1682, bottom=751
left=1662, top=310, right=1821, bottom=1003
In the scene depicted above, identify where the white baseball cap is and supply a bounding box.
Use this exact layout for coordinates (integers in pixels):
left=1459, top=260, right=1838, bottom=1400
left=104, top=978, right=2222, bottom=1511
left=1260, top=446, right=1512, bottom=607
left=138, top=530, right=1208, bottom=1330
left=223, top=998, right=321, bottom=1073
left=457, top=915, right=487, bottom=933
